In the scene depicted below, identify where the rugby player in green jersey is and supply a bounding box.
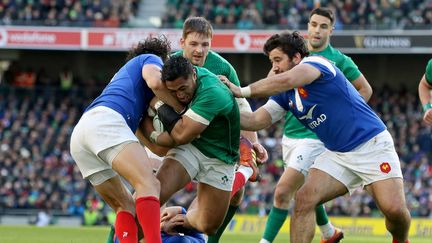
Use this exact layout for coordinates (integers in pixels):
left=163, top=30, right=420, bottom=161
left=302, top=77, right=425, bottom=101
left=173, top=16, right=268, bottom=243
left=260, top=7, right=373, bottom=243
left=418, top=58, right=432, bottom=124
left=149, top=55, right=240, bottom=235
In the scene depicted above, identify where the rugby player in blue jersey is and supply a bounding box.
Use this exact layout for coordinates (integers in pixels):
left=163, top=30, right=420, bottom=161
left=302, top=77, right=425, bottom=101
left=70, top=36, right=183, bottom=243
left=223, top=31, right=411, bottom=243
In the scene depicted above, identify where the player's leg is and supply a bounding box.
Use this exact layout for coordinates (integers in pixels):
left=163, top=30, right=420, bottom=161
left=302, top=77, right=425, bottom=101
left=291, top=168, right=348, bottom=243
left=185, top=182, right=232, bottom=235
left=365, top=178, right=410, bottom=243
left=315, top=204, right=344, bottom=243
left=260, top=168, right=304, bottom=243
left=110, top=142, right=162, bottom=243
left=207, top=187, right=243, bottom=243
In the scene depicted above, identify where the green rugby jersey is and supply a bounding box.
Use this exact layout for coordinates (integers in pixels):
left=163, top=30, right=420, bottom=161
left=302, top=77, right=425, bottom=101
left=172, top=50, right=241, bottom=86
left=425, top=59, right=432, bottom=85
left=189, top=66, right=240, bottom=164
left=283, top=44, right=362, bottom=139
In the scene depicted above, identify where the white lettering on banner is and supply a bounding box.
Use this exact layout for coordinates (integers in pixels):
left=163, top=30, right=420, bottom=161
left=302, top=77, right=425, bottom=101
left=363, top=36, right=411, bottom=48
left=0, top=29, right=7, bottom=46
left=9, top=32, right=56, bottom=43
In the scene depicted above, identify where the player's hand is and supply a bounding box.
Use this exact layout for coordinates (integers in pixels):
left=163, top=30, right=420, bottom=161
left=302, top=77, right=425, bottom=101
left=161, top=214, right=186, bottom=236
left=253, top=143, right=268, bottom=164
left=161, top=206, right=183, bottom=223
left=220, top=76, right=242, bottom=98
left=424, top=109, right=432, bottom=125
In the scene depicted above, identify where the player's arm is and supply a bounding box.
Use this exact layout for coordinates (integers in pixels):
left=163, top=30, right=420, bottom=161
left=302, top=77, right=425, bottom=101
left=142, top=64, right=184, bottom=112
left=418, top=74, right=432, bottom=124
left=351, top=74, right=373, bottom=101
left=224, top=63, right=321, bottom=98
left=136, top=117, right=171, bottom=156
left=240, top=99, right=285, bottom=131
left=152, top=111, right=207, bottom=147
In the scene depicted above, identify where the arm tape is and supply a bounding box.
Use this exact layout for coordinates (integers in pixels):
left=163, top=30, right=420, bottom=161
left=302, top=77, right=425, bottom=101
left=157, top=104, right=181, bottom=133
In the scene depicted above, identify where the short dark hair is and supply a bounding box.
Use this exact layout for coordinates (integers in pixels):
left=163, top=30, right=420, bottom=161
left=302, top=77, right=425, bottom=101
left=263, top=31, right=309, bottom=59
left=162, top=55, right=194, bottom=82
left=182, top=16, right=213, bottom=39
left=126, top=35, right=171, bottom=62
left=309, top=7, right=334, bottom=25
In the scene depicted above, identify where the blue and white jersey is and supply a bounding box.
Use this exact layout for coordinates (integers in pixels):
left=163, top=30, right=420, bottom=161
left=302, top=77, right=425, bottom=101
left=270, top=56, right=386, bottom=152
left=85, top=54, right=162, bottom=132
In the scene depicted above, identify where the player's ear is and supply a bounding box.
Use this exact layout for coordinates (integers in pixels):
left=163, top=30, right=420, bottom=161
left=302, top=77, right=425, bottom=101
left=293, top=53, right=302, bottom=65
left=180, top=38, right=185, bottom=48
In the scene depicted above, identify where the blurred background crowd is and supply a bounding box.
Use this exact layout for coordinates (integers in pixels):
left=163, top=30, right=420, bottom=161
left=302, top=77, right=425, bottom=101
left=0, top=0, right=432, bottom=226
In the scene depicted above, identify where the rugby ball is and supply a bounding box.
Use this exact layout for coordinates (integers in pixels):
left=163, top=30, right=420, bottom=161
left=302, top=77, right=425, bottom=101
left=153, top=115, right=165, bottom=132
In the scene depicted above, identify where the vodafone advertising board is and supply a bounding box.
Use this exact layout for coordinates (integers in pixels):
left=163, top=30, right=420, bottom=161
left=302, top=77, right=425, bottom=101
left=0, top=27, right=275, bottom=52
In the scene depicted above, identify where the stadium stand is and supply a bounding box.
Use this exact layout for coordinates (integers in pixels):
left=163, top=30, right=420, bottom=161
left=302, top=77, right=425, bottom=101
left=0, top=0, right=139, bottom=27
left=162, top=0, right=432, bottom=29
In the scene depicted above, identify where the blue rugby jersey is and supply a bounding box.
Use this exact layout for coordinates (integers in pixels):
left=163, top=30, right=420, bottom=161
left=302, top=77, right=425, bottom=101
left=85, top=54, right=162, bottom=132
left=270, top=56, right=386, bottom=152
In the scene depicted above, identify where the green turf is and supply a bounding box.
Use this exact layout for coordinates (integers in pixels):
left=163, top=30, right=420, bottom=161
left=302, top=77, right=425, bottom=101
left=0, top=225, right=429, bottom=243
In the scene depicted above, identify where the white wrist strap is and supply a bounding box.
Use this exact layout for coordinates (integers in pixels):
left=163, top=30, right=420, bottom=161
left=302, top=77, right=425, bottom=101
left=240, top=86, right=252, bottom=98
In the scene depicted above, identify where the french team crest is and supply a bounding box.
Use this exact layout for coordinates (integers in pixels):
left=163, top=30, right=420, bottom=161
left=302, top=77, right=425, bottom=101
left=298, top=87, right=308, bottom=98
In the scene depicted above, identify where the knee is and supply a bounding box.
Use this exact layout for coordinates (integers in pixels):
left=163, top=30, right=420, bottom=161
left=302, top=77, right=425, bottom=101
left=294, top=187, right=318, bottom=213
left=383, top=204, right=410, bottom=221
left=230, top=187, right=244, bottom=206
left=274, top=185, right=294, bottom=207
left=199, top=221, right=220, bottom=236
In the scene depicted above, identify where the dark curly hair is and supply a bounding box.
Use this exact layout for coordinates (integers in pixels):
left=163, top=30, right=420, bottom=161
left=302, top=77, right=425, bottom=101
left=263, top=31, right=309, bottom=59
left=126, top=35, right=171, bottom=62
left=161, top=55, right=194, bottom=82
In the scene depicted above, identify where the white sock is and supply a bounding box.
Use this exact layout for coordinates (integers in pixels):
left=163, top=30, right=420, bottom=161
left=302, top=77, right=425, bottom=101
left=319, top=222, right=335, bottom=239
left=237, top=165, right=253, bottom=180
left=259, top=239, right=270, bottom=243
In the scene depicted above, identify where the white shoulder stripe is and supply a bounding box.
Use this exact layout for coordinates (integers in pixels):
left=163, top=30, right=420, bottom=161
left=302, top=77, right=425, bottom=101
left=301, top=56, right=336, bottom=77
left=185, top=109, right=210, bottom=125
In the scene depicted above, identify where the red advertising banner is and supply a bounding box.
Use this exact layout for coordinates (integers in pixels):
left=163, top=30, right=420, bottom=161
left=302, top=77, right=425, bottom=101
left=0, top=27, right=81, bottom=49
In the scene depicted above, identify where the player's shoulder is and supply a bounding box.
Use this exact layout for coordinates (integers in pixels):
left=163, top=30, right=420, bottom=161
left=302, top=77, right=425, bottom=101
left=206, top=51, right=232, bottom=67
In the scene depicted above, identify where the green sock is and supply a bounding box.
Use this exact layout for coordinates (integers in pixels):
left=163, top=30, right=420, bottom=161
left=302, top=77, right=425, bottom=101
left=262, top=206, right=289, bottom=242
left=207, top=205, right=239, bottom=243
left=106, top=225, right=115, bottom=243
left=315, top=204, right=329, bottom=226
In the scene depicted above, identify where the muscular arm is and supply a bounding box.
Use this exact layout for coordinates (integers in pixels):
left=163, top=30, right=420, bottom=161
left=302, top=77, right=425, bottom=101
left=154, top=113, right=207, bottom=147
left=240, top=107, right=273, bottom=131
left=240, top=64, right=321, bottom=98
left=142, top=64, right=184, bottom=112
left=351, top=74, right=373, bottom=102
left=418, top=75, right=432, bottom=125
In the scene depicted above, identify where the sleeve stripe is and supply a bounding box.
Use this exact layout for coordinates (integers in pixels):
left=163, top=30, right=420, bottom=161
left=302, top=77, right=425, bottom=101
left=185, top=109, right=210, bottom=125
left=301, top=56, right=336, bottom=77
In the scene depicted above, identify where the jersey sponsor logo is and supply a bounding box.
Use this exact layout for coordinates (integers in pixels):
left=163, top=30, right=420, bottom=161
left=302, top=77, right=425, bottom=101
left=380, top=162, right=391, bottom=173
left=298, top=104, right=317, bottom=120
left=297, top=104, right=327, bottom=129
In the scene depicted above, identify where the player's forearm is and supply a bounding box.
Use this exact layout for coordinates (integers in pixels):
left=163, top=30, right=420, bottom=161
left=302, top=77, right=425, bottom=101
left=240, top=130, right=258, bottom=143
left=418, top=76, right=432, bottom=106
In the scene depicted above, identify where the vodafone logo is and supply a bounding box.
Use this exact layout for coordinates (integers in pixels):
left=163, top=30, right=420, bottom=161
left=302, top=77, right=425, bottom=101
left=0, top=29, right=7, bottom=47
left=233, top=32, right=251, bottom=51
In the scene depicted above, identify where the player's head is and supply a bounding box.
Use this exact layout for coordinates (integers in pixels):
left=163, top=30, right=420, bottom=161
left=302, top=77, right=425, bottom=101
left=180, top=16, right=213, bottom=67
left=126, top=35, right=171, bottom=62
left=308, top=7, right=334, bottom=51
left=263, top=31, right=309, bottom=74
left=162, top=55, right=197, bottom=105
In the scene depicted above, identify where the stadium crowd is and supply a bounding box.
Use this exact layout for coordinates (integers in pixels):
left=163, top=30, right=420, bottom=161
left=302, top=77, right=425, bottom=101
left=0, top=0, right=139, bottom=27
left=162, top=0, right=432, bottom=29
left=0, top=82, right=431, bottom=224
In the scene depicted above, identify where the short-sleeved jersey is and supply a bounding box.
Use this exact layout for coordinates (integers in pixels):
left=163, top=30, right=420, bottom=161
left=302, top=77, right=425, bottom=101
left=187, top=66, right=240, bottom=164
left=425, top=58, right=432, bottom=85
left=85, top=54, right=161, bottom=132
left=271, top=56, right=385, bottom=152
left=172, top=50, right=241, bottom=86
left=283, top=44, right=363, bottom=139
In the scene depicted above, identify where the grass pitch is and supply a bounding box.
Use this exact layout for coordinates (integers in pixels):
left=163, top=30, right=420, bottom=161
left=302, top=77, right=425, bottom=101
left=0, top=225, right=429, bottom=243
